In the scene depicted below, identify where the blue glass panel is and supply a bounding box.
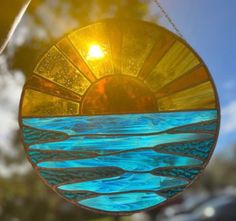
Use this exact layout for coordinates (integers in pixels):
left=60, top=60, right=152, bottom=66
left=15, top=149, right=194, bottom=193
left=22, top=110, right=218, bottom=213
left=172, top=121, right=217, bottom=133
left=79, top=192, right=166, bottom=212
left=58, top=173, right=188, bottom=193
left=156, top=139, right=214, bottom=159
left=59, top=191, right=95, bottom=201
left=28, top=150, right=95, bottom=164
left=38, top=149, right=202, bottom=171
left=39, top=167, right=124, bottom=185
left=23, top=110, right=217, bottom=136
left=22, top=126, right=67, bottom=145
left=30, top=133, right=212, bottom=153
left=159, top=186, right=187, bottom=198
left=153, top=168, right=201, bottom=180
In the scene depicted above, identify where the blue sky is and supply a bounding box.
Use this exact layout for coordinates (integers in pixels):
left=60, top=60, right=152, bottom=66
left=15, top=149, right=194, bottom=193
left=152, top=0, right=236, bottom=152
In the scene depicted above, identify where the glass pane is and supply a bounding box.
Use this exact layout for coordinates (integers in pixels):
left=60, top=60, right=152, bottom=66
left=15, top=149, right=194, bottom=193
left=26, top=74, right=82, bottom=103
left=156, top=65, right=210, bottom=98
left=56, top=38, right=96, bottom=82
left=21, top=89, right=80, bottom=117
left=69, top=23, right=114, bottom=79
left=34, top=46, right=91, bottom=96
left=121, top=21, right=172, bottom=77
left=145, top=41, right=200, bottom=91
left=158, top=81, right=216, bottom=111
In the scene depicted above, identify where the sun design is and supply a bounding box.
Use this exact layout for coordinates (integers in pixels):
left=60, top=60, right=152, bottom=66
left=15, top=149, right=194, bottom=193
left=19, top=19, right=220, bottom=214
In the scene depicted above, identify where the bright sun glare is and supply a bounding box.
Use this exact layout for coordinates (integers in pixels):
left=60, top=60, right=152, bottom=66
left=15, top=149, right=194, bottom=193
left=87, top=44, right=105, bottom=59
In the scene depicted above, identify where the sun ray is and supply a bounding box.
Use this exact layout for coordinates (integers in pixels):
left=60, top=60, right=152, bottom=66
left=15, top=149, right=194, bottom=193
left=155, top=65, right=210, bottom=99
left=26, top=74, right=82, bottom=103
left=106, top=20, right=123, bottom=75
left=157, top=81, right=216, bottom=111
left=34, top=46, right=91, bottom=96
left=120, top=21, right=163, bottom=77
left=56, top=38, right=97, bottom=83
left=138, top=36, right=176, bottom=80
left=68, top=23, right=114, bottom=79
left=145, top=41, right=200, bottom=92
left=22, top=89, right=80, bottom=117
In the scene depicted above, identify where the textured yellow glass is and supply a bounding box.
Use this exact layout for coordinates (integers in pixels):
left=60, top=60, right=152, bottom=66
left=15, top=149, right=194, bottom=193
left=34, top=46, right=91, bottom=95
left=121, top=22, right=162, bottom=77
left=69, top=23, right=114, bottom=79
left=155, top=65, right=210, bottom=99
left=158, top=81, right=216, bottom=111
left=56, top=38, right=97, bottom=83
left=106, top=21, right=122, bottom=75
left=145, top=41, right=200, bottom=91
left=25, top=74, right=82, bottom=103
left=22, top=89, right=80, bottom=117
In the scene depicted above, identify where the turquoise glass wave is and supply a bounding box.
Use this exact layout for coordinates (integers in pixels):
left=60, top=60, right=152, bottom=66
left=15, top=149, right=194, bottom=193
left=38, top=149, right=202, bottom=171
left=30, top=133, right=212, bottom=153
left=79, top=192, right=166, bottom=212
left=22, top=110, right=218, bottom=213
left=23, top=110, right=217, bottom=136
left=58, top=172, right=188, bottom=193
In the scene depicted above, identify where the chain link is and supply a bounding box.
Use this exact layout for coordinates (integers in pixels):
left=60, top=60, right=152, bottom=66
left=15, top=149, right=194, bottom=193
left=153, top=0, right=184, bottom=39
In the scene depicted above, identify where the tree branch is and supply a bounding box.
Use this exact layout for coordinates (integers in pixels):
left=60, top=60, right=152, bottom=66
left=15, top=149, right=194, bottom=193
left=0, top=0, right=31, bottom=55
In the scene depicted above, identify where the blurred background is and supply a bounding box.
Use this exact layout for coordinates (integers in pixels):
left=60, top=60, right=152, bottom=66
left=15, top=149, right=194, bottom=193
left=0, top=0, right=236, bottom=221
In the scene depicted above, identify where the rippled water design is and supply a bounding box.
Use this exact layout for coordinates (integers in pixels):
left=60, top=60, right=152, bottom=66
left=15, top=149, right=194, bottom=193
left=22, top=110, right=218, bottom=213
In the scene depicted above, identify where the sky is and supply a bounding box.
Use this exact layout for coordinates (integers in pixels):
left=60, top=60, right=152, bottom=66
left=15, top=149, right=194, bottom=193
left=151, top=0, right=236, bottom=152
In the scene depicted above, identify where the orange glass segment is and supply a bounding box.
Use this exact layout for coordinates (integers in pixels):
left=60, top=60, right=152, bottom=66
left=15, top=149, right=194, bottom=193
left=56, top=38, right=96, bottom=82
left=34, top=46, right=91, bottom=96
left=69, top=23, right=114, bottom=79
left=21, top=89, right=80, bottom=117
left=155, top=65, right=210, bottom=99
left=26, top=75, right=82, bottom=103
left=81, top=75, right=157, bottom=116
left=158, top=81, right=216, bottom=111
left=145, top=41, right=200, bottom=92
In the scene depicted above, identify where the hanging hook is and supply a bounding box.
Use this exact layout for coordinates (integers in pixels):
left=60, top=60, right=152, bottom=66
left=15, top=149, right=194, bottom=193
left=153, top=0, right=184, bottom=39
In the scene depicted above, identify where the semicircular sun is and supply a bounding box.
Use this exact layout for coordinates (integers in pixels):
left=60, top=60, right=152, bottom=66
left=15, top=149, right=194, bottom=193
left=19, top=19, right=220, bottom=215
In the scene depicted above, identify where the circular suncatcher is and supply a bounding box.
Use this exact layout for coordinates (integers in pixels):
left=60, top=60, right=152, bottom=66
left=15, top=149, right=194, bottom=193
left=19, top=19, right=220, bottom=214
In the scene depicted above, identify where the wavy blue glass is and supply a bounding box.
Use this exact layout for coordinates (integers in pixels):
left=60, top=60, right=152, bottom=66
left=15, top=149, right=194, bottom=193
left=22, top=110, right=217, bottom=213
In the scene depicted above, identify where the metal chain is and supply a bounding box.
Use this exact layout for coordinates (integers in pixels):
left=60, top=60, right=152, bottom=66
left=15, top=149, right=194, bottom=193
left=153, top=0, right=184, bottom=39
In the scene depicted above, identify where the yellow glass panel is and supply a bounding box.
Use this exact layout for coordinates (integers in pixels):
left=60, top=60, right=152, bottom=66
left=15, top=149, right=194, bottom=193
left=106, top=20, right=122, bottom=75
left=121, top=22, right=166, bottom=77
left=139, top=33, right=176, bottom=80
left=145, top=41, right=200, bottom=91
left=56, top=38, right=96, bottom=82
left=69, top=23, right=114, bottom=79
left=34, top=46, right=90, bottom=96
left=26, top=74, right=82, bottom=103
left=158, top=81, right=216, bottom=111
left=21, top=89, right=80, bottom=117
left=155, top=65, right=210, bottom=99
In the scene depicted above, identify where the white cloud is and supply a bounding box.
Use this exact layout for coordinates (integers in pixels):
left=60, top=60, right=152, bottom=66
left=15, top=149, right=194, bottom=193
left=0, top=55, right=31, bottom=177
left=221, top=100, right=236, bottom=134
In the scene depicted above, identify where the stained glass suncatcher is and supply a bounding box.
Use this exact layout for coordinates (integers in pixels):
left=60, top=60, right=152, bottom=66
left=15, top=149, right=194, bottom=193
left=19, top=19, right=220, bottom=214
